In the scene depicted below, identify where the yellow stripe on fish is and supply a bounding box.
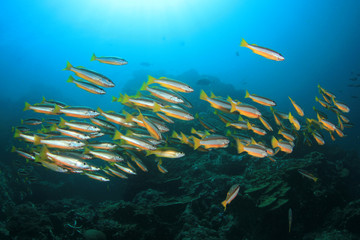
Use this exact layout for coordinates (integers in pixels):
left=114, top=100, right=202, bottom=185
left=240, top=38, right=284, bottom=61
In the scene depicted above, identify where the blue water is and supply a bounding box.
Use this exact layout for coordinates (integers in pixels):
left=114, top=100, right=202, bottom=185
left=1, top=1, right=360, bottom=239
left=1, top=0, right=359, bottom=149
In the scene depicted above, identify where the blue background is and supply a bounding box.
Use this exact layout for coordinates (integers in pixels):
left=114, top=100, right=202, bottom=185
left=1, top=0, right=360, bottom=150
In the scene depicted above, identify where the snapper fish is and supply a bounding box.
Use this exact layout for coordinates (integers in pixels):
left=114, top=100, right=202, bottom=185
left=247, top=122, right=267, bottom=136
left=113, top=130, right=157, bottom=150
left=21, top=118, right=42, bottom=126
left=221, top=184, right=240, bottom=211
left=153, top=103, right=194, bottom=121
left=228, top=97, right=262, bottom=118
left=318, top=85, right=336, bottom=99
left=41, top=97, right=68, bottom=108
left=141, top=83, right=184, bottom=104
left=84, top=148, right=124, bottom=162
left=67, top=76, right=106, bottom=95
left=146, top=147, right=185, bottom=158
left=63, top=62, right=114, bottom=87
left=288, top=112, right=301, bottom=131
left=55, top=105, right=99, bottom=118
left=271, top=137, right=294, bottom=153
left=288, top=97, right=304, bottom=117
left=38, top=146, right=99, bottom=171
left=84, top=172, right=110, bottom=182
left=59, top=118, right=101, bottom=132
left=236, top=138, right=268, bottom=158
left=332, top=98, right=350, bottom=113
left=34, top=135, right=86, bottom=150
left=97, top=107, right=135, bottom=128
left=147, top=75, right=193, bottom=93
left=298, top=169, right=318, bottom=182
left=245, top=90, right=276, bottom=107
left=90, top=53, right=128, bottom=66
left=191, top=134, right=229, bottom=150
left=23, top=102, right=60, bottom=115
left=240, top=38, right=284, bottom=61
left=200, top=90, right=232, bottom=113
left=47, top=124, right=91, bottom=140
left=11, top=147, right=35, bottom=161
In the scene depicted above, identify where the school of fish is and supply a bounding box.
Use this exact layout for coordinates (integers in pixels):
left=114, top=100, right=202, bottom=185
left=12, top=40, right=353, bottom=211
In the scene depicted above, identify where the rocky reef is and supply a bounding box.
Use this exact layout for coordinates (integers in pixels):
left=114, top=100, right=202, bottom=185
left=0, top=143, right=359, bottom=240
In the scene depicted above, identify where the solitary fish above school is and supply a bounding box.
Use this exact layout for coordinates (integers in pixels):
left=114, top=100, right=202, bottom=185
left=90, top=53, right=128, bottom=65
left=240, top=38, right=284, bottom=61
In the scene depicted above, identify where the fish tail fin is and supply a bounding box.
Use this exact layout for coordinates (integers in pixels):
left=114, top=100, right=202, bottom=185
left=14, top=129, right=21, bottom=138
left=190, top=128, right=197, bottom=134
left=97, top=107, right=104, bottom=114
left=192, top=136, right=201, bottom=150
left=245, top=90, right=250, bottom=98
left=34, top=135, right=42, bottom=145
left=221, top=200, right=227, bottom=211
left=134, top=91, right=142, bottom=98
left=230, top=101, right=237, bottom=113
left=315, top=96, right=319, bottom=102
left=125, top=112, right=133, bottom=122
left=121, top=94, right=130, bottom=104
left=171, top=131, right=179, bottom=139
left=225, top=130, right=232, bottom=137
left=288, top=112, right=293, bottom=121
left=11, top=146, right=17, bottom=152
left=23, top=102, right=31, bottom=111
left=313, top=177, right=318, bottom=182
left=90, top=53, right=97, bottom=61
left=49, top=124, right=57, bottom=132
left=63, top=61, right=72, bottom=71
left=153, top=103, right=161, bottom=113
left=83, top=147, right=90, bottom=154
left=199, top=90, right=208, bottom=101
left=59, top=117, right=66, bottom=128
left=147, top=75, right=155, bottom=85
left=113, top=130, right=124, bottom=140
left=140, top=82, right=148, bottom=91
left=240, top=38, right=248, bottom=47
left=180, top=132, right=188, bottom=144
left=235, top=138, right=245, bottom=154
left=53, top=104, right=61, bottom=114
left=67, top=76, right=75, bottom=83
left=111, top=96, right=118, bottom=102
left=271, top=136, right=278, bottom=148
left=225, top=122, right=231, bottom=128
left=39, top=145, right=49, bottom=160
